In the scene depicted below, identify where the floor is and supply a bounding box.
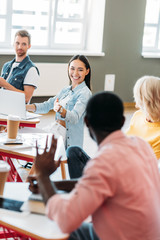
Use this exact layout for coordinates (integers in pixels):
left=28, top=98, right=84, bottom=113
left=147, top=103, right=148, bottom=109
left=37, top=106, right=135, bottom=157
left=15, top=106, right=136, bottom=182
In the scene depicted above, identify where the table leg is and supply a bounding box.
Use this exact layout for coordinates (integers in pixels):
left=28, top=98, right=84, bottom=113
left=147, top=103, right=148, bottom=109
left=60, top=160, right=67, bottom=180
left=0, top=225, right=31, bottom=239
left=3, top=157, right=22, bottom=182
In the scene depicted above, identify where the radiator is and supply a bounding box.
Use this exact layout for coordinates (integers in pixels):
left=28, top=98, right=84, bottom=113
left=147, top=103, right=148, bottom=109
left=33, top=63, right=69, bottom=96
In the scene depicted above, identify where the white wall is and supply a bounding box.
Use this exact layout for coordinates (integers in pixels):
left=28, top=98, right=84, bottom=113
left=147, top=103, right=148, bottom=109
left=33, top=63, right=69, bottom=96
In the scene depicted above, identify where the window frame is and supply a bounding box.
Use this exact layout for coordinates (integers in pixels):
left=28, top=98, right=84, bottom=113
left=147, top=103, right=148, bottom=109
left=142, top=0, right=160, bottom=57
left=0, top=0, right=106, bottom=56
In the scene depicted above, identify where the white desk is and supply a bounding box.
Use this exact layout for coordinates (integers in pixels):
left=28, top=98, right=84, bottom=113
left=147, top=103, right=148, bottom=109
left=0, top=132, right=67, bottom=181
left=0, top=182, right=69, bottom=240
left=0, top=115, right=40, bottom=128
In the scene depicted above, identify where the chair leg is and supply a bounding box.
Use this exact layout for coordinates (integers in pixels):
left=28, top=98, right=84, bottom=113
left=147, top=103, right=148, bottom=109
left=60, top=160, right=67, bottom=180
left=28, top=161, right=68, bottom=180
left=27, top=164, right=35, bottom=177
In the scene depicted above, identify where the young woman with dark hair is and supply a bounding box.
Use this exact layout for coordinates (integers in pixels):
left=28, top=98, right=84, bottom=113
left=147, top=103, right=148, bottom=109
left=27, top=55, right=92, bottom=149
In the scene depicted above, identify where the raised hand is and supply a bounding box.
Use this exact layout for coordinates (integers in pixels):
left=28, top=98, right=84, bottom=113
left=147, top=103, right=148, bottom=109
left=34, top=135, right=61, bottom=177
left=53, top=98, right=61, bottom=112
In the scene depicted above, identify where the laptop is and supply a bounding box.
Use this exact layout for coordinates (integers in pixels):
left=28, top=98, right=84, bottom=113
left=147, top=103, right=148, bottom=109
left=0, top=89, right=41, bottom=120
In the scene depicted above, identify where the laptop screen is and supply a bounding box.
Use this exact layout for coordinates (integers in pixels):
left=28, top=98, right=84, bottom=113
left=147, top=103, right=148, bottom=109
left=0, top=89, right=26, bottom=118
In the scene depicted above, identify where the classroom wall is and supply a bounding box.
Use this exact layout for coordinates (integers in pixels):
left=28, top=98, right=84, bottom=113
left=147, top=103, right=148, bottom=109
left=0, top=0, right=160, bottom=102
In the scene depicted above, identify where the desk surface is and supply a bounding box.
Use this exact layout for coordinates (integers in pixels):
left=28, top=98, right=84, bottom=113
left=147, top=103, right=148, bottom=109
left=0, top=115, right=40, bottom=124
left=0, top=132, right=68, bottom=181
left=0, top=132, right=67, bottom=161
left=0, top=182, right=69, bottom=240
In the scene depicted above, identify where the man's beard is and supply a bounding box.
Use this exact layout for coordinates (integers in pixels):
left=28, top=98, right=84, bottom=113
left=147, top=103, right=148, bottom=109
left=17, top=50, right=26, bottom=57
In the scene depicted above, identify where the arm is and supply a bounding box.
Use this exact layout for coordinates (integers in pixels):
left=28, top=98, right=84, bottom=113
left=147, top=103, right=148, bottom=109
left=0, top=77, right=35, bottom=103
left=65, top=89, right=92, bottom=124
left=37, top=175, right=57, bottom=204
left=30, top=97, right=56, bottom=114
left=35, top=176, right=77, bottom=204
left=23, top=85, right=35, bottom=103
left=28, top=175, right=78, bottom=194
left=54, top=98, right=66, bottom=118
left=55, top=88, right=92, bottom=123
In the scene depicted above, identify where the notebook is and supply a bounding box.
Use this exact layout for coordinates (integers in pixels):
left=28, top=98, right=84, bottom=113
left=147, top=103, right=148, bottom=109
left=0, top=197, right=24, bottom=212
left=0, top=89, right=41, bottom=120
left=21, top=191, right=65, bottom=215
left=20, top=198, right=45, bottom=215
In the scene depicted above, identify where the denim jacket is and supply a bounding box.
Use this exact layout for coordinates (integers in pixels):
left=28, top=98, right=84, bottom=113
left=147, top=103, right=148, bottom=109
left=35, top=81, right=92, bottom=148
left=1, top=56, right=39, bottom=91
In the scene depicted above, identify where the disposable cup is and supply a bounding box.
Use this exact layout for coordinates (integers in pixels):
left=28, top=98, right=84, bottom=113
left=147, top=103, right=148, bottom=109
left=0, top=161, right=10, bottom=196
left=7, top=115, right=20, bottom=140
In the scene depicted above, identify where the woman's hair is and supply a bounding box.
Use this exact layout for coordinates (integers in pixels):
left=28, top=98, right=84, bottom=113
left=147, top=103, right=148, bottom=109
left=68, top=55, right=91, bottom=90
left=134, top=76, right=160, bottom=122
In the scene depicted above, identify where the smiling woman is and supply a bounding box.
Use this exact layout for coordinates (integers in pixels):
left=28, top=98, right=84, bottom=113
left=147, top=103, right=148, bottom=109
left=26, top=55, right=92, bottom=149
left=68, top=56, right=90, bottom=89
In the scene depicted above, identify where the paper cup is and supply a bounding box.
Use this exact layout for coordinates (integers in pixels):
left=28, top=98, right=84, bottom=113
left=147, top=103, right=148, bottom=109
left=0, top=161, right=10, bottom=196
left=7, top=115, right=20, bottom=140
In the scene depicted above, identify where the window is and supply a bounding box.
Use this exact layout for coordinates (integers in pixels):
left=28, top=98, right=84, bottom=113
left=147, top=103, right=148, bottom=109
left=0, top=0, right=106, bottom=55
left=142, top=0, right=160, bottom=57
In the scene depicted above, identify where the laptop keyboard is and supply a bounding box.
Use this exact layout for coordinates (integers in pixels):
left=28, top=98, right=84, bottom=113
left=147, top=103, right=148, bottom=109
left=24, top=111, right=40, bottom=120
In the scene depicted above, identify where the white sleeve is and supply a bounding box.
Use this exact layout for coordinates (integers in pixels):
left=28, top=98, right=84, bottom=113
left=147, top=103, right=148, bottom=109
left=23, top=67, right=39, bottom=89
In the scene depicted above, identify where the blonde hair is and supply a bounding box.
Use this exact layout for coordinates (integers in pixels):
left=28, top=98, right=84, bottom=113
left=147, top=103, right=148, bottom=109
left=133, top=76, right=160, bottom=122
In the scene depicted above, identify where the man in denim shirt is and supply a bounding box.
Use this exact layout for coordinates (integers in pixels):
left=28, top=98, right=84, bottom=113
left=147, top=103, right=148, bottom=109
left=0, top=30, right=39, bottom=103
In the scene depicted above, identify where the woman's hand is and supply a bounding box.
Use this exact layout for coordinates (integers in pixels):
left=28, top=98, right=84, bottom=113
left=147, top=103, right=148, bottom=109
left=34, top=135, right=61, bottom=177
left=26, top=104, right=36, bottom=112
left=54, top=98, right=61, bottom=112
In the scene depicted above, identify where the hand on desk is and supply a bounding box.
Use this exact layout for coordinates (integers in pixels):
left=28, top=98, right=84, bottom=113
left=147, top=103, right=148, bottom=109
left=27, top=175, right=78, bottom=194
left=28, top=175, right=39, bottom=194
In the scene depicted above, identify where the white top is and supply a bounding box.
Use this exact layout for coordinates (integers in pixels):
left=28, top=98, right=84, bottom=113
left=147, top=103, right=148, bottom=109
left=59, top=94, right=70, bottom=108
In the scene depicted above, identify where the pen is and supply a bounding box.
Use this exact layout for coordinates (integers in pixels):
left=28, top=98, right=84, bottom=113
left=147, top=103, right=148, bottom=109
left=4, top=142, right=23, bottom=145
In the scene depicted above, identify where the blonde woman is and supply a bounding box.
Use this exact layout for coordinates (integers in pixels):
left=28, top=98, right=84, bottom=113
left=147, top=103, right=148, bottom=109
left=126, top=76, right=160, bottom=160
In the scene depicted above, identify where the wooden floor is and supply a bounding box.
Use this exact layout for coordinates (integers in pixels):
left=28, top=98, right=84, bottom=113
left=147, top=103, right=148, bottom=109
left=16, top=106, right=136, bottom=182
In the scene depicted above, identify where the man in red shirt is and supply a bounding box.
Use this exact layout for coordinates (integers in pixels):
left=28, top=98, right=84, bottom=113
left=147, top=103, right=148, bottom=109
left=28, top=92, right=160, bottom=240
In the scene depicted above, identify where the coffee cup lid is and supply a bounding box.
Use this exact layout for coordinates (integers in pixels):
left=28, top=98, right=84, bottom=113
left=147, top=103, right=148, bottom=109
left=7, top=115, right=20, bottom=121
left=0, top=161, right=10, bottom=172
